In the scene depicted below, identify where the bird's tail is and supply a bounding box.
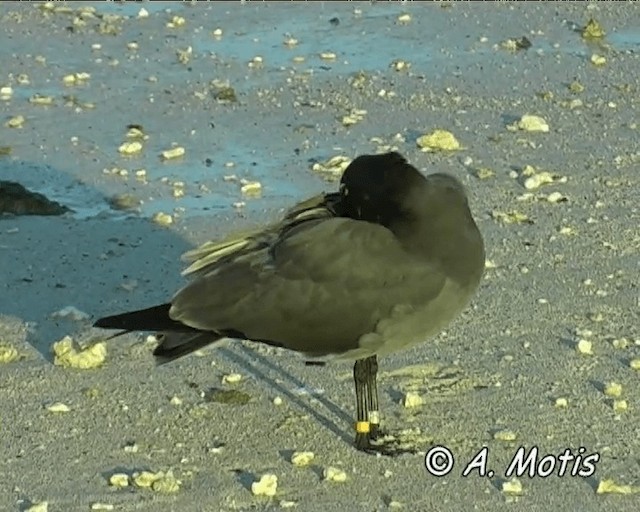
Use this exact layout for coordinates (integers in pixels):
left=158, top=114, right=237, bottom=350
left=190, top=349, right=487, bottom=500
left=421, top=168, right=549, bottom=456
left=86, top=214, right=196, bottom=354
left=152, top=331, right=223, bottom=364
left=94, top=303, right=223, bottom=364
left=93, top=303, right=193, bottom=333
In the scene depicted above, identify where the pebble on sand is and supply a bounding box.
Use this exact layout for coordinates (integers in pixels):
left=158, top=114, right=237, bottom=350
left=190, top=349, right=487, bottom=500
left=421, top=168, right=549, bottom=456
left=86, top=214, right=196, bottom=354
left=604, top=382, right=622, bottom=398
left=46, top=402, right=71, bottom=413
left=221, top=373, right=243, bottom=384
left=513, top=114, right=549, bottom=133
left=25, top=502, right=48, bottom=512
left=416, top=129, right=461, bottom=151
left=52, top=336, right=107, bottom=369
left=613, top=400, right=628, bottom=413
left=554, top=397, right=568, bottom=408
left=324, top=467, right=348, bottom=483
left=5, top=115, right=25, bottom=128
left=152, top=212, right=173, bottom=226
left=251, top=474, right=278, bottom=497
left=132, top=470, right=181, bottom=493
left=576, top=339, right=593, bottom=355
left=0, top=344, right=19, bottom=363
left=493, top=430, right=517, bottom=442
left=311, top=155, right=351, bottom=181
left=118, top=141, right=142, bottom=155
left=51, top=305, right=90, bottom=321
left=240, top=180, right=262, bottom=197
left=161, top=146, right=185, bottom=160
left=596, top=479, right=639, bottom=495
left=501, top=477, right=523, bottom=495
left=403, top=391, right=423, bottom=408
left=108, top=473, right=129, bottom=488
left=291, top=451, right=315, bottom=467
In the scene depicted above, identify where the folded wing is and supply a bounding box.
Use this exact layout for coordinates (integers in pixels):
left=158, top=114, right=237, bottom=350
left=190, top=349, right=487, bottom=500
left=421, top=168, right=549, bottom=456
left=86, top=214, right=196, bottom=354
left=169, top=214, right=446, bottom=357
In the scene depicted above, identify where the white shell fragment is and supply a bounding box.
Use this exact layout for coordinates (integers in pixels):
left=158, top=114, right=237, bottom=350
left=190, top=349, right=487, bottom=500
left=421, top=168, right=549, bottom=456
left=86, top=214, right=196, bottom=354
left=132, top=470, right=181, bottom=493
left=546, top=191, right=567, bottom=203
left=502, top=477, right=523, bottom=495
left=25, top=503, right=48, bottom=512
left=613, top=400, right=628, bottom=413
left=51, top=306, right=90, bottom=321
left=519, top=165, right=568, bottom=190
left=491, top=210, right=530, bottom=225
left=493, top=430, right=517, bottom=441
left=221, top=373, right=242, bottom=384
left=90, top=504, right=114, bottom=511
left=475, top=167, right=495, bottom=180
left=118, top=141, right=142, bottom=155
left=0, top=344, right=19, bottom=363
left=152, top=212, right=173, bottom=226
left=62, top=72, right=91, bottom=85
left=576, top=339, right=593, bottom=355
left=109, top=473, right=130, bottom=488
left=29, top=94, right=55, bottom=106
left=161, top=146, right=185, bottom=160
left=251, top=474, right=278, bottom=496
left=554, top=397, right=568, bottom=408
left=512, top=115, right=549, bottom=133
left=53, top=336, right=107, bottom=369
left=5, top=115, right=25, bottom=128
left=291, top=451, right=315, bottom=467
left=240, top=180, right=262, bottom=197
left=523, top=172, right=553, bottom=190
left=604, top=382, right=622, bottom=398
left=126, top=126, right=145, bottom=139
left=248, top=56, right=263, bottom=68
left=596, top=479, right=638, bottom=495
left=46, top=402, right=71, bottom=413
left=403, top=391, right=423, bottom=408
left=0, top=86, right=13, bottom=100
left=312, top=155, right=351, bottom=181
left=323, top=466, right=347, bottom=483
left=166, top=16, right=186, bottom=29
left=341, top=108, right=367, bottom=127
left=416, top=129, right=461, bottom=151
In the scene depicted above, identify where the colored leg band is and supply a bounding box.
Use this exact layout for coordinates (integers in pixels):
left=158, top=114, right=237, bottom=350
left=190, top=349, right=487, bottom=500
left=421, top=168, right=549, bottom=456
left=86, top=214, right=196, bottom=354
left=355, top=421, right=370, bottom=434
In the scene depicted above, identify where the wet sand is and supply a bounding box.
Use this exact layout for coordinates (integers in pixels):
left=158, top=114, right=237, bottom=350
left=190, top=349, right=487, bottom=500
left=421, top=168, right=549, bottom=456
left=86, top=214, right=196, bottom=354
left=1, top=2, right=639, bottom=511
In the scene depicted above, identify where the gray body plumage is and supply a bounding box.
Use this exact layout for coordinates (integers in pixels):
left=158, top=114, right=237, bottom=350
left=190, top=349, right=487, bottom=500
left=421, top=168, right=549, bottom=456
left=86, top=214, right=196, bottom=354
left=95, top=152, right=484, bottom=366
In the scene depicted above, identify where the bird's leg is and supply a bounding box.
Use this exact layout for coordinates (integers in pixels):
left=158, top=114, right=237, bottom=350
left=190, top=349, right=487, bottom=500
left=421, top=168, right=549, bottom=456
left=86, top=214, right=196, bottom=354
left=353, top=355, right=418, bottom=456
left=353, top=357, right=372, bottom=450
left=365, top=355, right=380, bottom=439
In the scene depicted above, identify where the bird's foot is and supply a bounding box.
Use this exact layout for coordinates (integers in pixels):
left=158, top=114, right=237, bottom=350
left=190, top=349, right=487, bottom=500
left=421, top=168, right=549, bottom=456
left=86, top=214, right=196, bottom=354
left=355, top=428, right=419, bottom=456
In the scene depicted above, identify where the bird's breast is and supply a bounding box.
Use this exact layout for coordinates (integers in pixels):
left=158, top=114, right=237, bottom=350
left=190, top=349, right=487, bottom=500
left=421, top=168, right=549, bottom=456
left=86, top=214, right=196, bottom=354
left=340, top=277, right=478, bottom=360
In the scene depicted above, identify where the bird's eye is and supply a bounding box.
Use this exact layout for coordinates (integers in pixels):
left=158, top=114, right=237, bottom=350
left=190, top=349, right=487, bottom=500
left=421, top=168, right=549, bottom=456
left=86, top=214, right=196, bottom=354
left=340, top=184, right=348, bottom=195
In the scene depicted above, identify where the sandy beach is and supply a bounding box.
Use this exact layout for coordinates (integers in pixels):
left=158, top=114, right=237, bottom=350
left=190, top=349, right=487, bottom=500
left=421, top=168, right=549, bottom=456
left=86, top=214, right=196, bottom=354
left=1, top=2, right=639, bottom=511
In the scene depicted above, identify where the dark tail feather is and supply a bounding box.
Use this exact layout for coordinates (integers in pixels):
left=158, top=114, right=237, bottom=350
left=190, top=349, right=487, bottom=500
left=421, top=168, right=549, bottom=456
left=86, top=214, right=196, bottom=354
left=153, top=331, right=223, bottom=364
left=93, top=303, right=195, bottom=333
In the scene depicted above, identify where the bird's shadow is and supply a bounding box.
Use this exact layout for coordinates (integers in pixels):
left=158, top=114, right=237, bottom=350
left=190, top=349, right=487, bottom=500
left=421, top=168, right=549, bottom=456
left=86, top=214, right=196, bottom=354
left=220, top=344, right=355, bottom=446
left=0, top=159, right=192, bottom=361
left=0, top=157, right=355, bottom=449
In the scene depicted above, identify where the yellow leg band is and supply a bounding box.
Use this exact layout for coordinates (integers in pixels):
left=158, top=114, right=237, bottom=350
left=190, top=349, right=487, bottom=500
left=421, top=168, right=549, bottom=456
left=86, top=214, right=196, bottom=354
left=355, top=421, right=370, bottom=434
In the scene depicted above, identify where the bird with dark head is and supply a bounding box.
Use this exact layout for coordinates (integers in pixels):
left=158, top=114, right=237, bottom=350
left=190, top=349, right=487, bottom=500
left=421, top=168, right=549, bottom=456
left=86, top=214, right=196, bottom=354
left=94, top=151, right=485, bottom=455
